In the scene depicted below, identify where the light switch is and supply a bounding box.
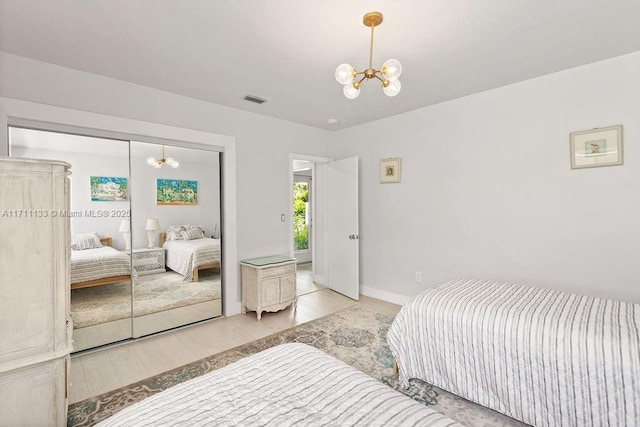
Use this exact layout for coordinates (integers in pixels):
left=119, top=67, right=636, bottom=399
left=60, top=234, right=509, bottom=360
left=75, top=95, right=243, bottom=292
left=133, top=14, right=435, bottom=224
left=281, top=214, right=286, bottom=221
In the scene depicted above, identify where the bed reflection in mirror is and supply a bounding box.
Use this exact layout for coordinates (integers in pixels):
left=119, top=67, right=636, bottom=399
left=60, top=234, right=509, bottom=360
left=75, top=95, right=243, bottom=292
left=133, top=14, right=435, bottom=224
left=129, top=141, right=222, bottom=338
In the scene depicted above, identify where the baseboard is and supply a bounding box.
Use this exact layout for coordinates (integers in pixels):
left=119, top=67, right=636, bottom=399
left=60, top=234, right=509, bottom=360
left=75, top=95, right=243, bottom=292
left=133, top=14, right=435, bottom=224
left=360, top=286, right=411, bottom=306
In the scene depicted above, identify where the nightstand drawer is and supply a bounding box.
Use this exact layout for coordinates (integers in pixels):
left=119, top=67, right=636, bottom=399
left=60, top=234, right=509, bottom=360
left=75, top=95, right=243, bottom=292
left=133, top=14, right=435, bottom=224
left=130, top=248, right=166, bottom=275
left=262, top=263, right=295, bottom=278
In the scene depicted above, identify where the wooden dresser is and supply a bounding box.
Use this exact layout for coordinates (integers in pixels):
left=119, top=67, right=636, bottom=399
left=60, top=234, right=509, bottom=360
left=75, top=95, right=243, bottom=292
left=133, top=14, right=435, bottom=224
left=0, top=158, right=73, bottom=426
left=241, top=255, right=297, bottom=320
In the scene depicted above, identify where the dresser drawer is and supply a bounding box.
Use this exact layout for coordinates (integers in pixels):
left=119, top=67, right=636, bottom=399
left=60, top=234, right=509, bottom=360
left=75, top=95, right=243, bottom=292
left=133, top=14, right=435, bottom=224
left=261, top=263, right=295, bottom=278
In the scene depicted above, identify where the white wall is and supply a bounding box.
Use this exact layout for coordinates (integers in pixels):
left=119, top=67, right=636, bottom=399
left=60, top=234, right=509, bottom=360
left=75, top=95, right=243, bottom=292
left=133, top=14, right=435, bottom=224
left=330, top=51, right=640, bottom=304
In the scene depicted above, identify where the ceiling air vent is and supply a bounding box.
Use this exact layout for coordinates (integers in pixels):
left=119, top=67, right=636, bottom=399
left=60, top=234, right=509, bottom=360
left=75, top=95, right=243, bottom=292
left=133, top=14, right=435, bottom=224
left=243, top=94, right=268, bottom=104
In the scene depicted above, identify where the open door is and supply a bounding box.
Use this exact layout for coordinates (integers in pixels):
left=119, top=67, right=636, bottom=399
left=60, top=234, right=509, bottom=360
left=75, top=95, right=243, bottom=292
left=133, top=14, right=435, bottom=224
left=317, top=156, right=359, bottom=300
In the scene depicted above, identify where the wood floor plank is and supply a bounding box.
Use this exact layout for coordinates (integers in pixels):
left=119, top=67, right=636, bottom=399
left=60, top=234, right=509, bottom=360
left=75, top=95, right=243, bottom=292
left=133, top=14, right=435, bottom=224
left=68, top=359, right=90, bottom=404
left=77, top=350, right=123, bottom=399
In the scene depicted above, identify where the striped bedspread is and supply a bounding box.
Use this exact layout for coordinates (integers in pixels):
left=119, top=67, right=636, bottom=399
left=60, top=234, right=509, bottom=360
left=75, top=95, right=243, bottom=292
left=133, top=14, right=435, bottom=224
left=387, top=279, right=640, bottom=426
left=96, top=343, right=462, bottom=427
left=70, top=246, right=131, bottom=284
left=163, top=238, right=220, bottom=281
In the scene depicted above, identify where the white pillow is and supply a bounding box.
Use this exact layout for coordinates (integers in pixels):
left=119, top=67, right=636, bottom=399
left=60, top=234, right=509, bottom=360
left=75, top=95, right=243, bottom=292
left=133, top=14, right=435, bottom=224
left=71, top=232, right=103, bottom=250
left=180, top=227, right=205, bottom=240
left=166, top=225, right=186, bottom=240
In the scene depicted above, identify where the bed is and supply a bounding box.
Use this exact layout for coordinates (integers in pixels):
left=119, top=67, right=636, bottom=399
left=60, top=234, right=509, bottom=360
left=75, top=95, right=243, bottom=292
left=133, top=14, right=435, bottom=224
left=96, top=343, right=462, bottom=426
left=70, top=234, right=131, bottom=290
left=387, top=278, right=640, bottom=426
left=160, top=226, right=221, bottom=282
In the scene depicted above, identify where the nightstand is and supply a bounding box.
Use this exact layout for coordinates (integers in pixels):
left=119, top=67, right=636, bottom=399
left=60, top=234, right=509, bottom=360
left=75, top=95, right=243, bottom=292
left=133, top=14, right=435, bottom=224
left=241, top=255, right=297, bottom=321
left=129, top=247, right=166, bottom=275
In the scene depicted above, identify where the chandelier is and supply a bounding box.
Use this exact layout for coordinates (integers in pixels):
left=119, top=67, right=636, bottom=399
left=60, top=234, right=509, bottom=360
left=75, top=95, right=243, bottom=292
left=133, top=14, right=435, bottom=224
left=147, top=145, right=179, bottom=168
left=335, top=11, right=402, bottom=99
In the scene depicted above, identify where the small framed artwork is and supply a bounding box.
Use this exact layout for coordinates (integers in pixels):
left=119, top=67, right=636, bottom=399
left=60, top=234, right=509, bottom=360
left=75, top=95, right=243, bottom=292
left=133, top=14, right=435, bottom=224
left=570, top=125, right=623, bottom=169
left=380, top=158, right=401, bottom=183
left=156, top=179, right=198, bottom=205
left=90, top=176, right=128, bottom=201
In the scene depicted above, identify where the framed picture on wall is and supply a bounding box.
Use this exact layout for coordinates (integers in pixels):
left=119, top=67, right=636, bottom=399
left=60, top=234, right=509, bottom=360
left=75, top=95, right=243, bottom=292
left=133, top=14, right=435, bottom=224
left=379, top=158, right=401, bottom=183
left=90, top=176, right=128, bottom=201
left=156, top=179, right=198, bottom=205
left=570, top=125, right=623, bottom=169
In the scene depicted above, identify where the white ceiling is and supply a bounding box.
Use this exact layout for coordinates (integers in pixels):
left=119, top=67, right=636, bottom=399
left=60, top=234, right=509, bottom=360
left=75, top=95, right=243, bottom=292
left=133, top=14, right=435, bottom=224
left=2, top=1, right=640, bottom=131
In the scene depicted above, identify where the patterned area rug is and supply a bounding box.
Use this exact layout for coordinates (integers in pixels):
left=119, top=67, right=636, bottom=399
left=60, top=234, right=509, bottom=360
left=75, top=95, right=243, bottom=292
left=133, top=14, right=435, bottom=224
left=67, top=305, right=526, bottom=426
left=70, top=270, right=221, bottom=328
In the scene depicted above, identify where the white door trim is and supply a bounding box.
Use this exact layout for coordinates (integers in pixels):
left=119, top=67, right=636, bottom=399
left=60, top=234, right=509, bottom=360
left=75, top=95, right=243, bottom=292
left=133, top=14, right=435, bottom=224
left=289, top=153, right=332, bottom=284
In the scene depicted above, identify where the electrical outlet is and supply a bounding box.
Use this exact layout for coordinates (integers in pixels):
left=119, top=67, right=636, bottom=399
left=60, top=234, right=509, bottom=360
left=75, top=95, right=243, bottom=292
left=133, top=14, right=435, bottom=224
left=415, top=271, right=422, bottom=282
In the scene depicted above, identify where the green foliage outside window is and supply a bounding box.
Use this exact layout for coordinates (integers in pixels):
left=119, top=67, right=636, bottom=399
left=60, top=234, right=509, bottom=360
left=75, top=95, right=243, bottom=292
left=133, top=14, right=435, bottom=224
left=293, top=182, right=309, bottom=251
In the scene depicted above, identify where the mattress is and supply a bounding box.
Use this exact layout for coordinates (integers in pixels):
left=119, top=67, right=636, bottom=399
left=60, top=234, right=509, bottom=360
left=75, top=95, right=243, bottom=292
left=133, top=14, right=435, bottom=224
left=70, top=246, right=131, bottom=284
left=163, top=238, right=220, bottom=280
left=96, top=343, right=462, bottom=426
left=387, top=279, right=640, bottom=426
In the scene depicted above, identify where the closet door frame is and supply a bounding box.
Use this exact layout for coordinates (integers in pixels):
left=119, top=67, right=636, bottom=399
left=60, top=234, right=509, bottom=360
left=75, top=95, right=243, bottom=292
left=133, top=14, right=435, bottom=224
left=1, top=107, right=239, bottom=326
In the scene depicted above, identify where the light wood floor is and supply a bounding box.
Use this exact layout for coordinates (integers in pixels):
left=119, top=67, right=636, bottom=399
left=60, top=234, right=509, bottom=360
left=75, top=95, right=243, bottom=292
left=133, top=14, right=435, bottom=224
left=69, top=288, right=401, bottom=404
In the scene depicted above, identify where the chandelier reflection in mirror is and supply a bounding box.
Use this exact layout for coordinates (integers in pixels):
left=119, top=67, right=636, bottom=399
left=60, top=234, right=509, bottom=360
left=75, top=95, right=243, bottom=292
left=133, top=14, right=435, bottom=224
left=335, top=11, right=402, bottom=99
left=147, top=145, right=179, bottom=168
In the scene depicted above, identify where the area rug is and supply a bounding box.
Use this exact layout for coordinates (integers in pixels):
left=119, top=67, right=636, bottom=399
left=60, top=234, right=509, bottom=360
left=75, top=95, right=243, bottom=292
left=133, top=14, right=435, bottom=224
left=70, top=270, right=221, bottom=328
left=67, top=305, right=526, bottom=427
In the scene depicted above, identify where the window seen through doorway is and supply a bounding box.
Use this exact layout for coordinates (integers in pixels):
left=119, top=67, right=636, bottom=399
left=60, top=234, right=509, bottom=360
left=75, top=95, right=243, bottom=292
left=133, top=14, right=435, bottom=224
left=293, top=182, right=309, bottom=251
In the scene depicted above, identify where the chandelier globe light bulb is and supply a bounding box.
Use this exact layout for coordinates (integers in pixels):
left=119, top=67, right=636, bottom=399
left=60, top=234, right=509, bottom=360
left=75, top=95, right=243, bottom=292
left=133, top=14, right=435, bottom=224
left=382, top=79, right=401, bottom=97
left=335, top=64, right=355, bottom=85
left=381, top=59, right=402, bottom=81
left=343, top=84, right=360, bottom=99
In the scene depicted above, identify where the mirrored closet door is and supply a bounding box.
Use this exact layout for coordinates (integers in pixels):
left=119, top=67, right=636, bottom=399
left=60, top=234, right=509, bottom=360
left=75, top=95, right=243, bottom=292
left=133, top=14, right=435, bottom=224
left=9, top=128, right=223, bottom=352
left=129, top=141, right=222, bottom=338
left=9, top=127, right=133, bottom=352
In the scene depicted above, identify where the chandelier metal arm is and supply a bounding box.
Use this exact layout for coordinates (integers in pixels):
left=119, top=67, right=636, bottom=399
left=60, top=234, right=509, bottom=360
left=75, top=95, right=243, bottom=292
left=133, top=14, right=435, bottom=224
left=355, top=75, right=367, bottom=88
left=373, top=73, right=386, bottom=84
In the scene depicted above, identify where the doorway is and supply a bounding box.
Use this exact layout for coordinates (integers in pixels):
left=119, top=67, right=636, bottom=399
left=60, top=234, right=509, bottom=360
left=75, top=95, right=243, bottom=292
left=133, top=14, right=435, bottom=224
left=289, top=154, right=360, bottom=300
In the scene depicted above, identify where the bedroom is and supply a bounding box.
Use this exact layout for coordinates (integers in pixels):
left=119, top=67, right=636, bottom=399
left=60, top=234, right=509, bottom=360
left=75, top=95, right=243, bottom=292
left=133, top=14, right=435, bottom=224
left=1, top=1, right=639, bottom=426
